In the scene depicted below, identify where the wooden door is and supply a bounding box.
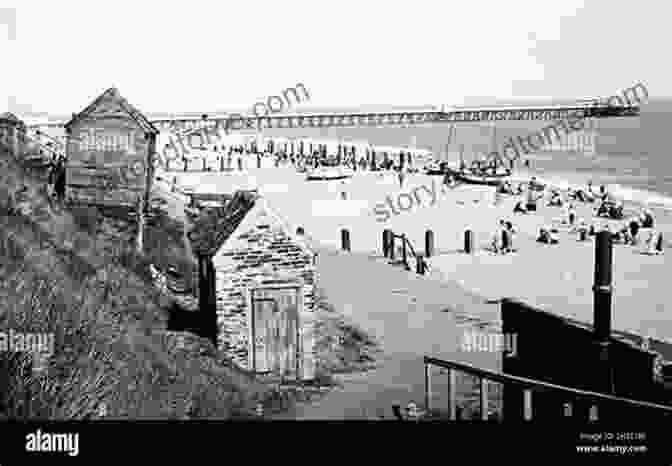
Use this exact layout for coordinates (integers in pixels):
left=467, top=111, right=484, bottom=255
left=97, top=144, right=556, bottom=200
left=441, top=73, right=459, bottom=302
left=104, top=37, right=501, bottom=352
left=252, top=288, right=299, bottom=378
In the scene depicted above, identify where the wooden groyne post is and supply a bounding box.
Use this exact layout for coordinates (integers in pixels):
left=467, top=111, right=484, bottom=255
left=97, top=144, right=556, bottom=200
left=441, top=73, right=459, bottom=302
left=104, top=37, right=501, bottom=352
left=341, top=228, right=350, bottom=252
left=383, top=229, right=392, bottom=258
left=464, top=229, right=474, bottom=254
left=416, top=256, right=426, bottom=275
left=425, top=230, right=434, bottom=258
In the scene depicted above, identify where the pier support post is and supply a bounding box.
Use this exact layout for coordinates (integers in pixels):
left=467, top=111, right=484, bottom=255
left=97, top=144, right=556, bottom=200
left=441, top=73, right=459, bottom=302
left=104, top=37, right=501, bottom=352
left=425, top=230, right=434, bottom=258
left=341, top=228, right=350, bottom=252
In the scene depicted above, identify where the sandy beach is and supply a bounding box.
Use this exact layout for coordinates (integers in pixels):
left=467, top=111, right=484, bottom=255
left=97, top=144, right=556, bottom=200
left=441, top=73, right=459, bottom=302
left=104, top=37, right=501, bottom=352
left=165, top=160, right=671, bottom=418
left=172, top=163, right=672, bottom=339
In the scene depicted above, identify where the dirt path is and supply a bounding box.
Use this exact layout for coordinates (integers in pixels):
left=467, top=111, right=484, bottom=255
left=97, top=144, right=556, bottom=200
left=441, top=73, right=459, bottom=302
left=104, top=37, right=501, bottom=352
left=271, top=248, right=502, bottom=420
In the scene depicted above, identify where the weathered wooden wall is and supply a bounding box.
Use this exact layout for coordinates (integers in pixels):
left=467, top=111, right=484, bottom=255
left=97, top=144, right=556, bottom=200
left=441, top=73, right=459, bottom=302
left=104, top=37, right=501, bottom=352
left=0, top=117, right=27, bottom=157
left=66, top=115, right=153, bottom=207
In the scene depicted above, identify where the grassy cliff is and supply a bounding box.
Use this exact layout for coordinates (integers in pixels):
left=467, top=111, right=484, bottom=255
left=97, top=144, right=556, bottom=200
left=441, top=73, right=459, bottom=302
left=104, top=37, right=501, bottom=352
left=0, top=148, right=270, bottom=419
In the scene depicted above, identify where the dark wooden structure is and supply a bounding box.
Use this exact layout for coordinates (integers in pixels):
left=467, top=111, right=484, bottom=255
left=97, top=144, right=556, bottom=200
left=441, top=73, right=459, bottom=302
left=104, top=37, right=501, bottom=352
left=0, top=112, right=27, bottom=157
left=64, top=88, right=159, bottom=208
left=423, top=229, right=672, bottom=422
left=500, top=298, right=672, bottom=421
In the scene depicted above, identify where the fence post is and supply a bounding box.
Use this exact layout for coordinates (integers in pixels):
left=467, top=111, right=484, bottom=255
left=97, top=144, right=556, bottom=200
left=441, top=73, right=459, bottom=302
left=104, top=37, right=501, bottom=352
left=523, top=389, right=533, bottom=421
left=416, top=256, right=425, bottom=275
left=383, top=229, right=392, bottom=258
left=480, top=378, right=489, bottom=420
left=425, top=230, right=434, bottom=258
left=341, top=228, right=350, bottom=252
left=425, top=361, right=431, bottom=414
left=448, top=368, right=456, bottom=421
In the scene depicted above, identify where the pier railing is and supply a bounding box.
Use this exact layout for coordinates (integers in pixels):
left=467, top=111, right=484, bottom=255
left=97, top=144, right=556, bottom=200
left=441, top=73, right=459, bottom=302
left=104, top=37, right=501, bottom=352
left=423, top=356, right=672, bottom=421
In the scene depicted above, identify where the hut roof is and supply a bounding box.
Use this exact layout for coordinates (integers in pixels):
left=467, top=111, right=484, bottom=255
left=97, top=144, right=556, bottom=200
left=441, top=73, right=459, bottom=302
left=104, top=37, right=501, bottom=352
left=64, top=87, right=159, bottom=135
left=188, top=190, right=259, bottom=256
left=0, top=112, right=24, bottom=125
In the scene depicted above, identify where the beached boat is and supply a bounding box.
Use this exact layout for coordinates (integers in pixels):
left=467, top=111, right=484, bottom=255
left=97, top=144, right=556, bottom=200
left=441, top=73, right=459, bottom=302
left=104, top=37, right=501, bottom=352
left=528, top=179, right=546, bottom=191
left=306, top=166, right=353, bottom=181
left=425, top=161, right=456, bottom=176
left=455, top=169, right=511, bottom=186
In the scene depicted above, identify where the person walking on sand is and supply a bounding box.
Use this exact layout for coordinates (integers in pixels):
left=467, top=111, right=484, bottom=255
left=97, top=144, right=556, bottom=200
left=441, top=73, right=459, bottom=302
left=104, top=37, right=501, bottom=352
left=491, top=219, right=506, bottom=253
left=567, top=203, right=576, bottom=226
left=398, top=169, right=405, bottom=188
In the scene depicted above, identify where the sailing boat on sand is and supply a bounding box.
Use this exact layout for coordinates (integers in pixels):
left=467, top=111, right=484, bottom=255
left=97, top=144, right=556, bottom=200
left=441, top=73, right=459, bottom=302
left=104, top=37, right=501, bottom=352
left=454, top=123, right=511, bottom=186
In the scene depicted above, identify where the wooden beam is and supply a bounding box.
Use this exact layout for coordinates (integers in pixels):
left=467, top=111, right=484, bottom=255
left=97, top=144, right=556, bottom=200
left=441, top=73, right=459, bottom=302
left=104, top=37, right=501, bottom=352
left=523, top=389, right=533, bottom=421
left=480, top=378, right=489, bottom=420
left=425, top=361, right=431, bottom=413
left=448, top=368, right=457, bottom=421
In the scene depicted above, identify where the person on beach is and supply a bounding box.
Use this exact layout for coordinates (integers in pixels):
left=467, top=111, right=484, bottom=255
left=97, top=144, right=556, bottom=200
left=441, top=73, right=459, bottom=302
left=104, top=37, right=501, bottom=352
left=640, top=209, right=655, bottom=228
left=576, top=220, right=589, bottom=241
left=629, top=217, right=641, bottom=244
left=644, top=229, right=664, bottom=255
left=567, top=203, right=576, bottom=226
left=610, top=224, right=630, bottom=244
left=537, top=226, right=559, bottom=245
left=526, top=186, right=539, bottom=212
left=548, top=190, right=564, bottom=207
left=491, top=220, right=506, bottom=253
left=503, top=221, right=516, bottom=253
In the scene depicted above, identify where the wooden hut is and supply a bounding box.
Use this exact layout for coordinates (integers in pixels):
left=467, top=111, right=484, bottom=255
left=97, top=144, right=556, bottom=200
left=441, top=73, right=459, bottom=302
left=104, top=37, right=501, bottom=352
left=0, top=112, right=27, bottom=157
left=189, top=190, right=317, bottom=381
left=64, top=87, right=159, bottom=209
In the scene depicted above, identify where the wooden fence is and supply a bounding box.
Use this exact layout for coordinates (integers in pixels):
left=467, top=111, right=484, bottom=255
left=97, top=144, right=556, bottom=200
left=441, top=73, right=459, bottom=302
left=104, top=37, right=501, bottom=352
left=423, top=356, right=672, bottom=422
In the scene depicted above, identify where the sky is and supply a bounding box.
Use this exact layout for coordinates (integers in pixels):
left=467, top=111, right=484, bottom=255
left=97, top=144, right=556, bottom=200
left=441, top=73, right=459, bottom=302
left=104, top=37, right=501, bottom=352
left=0, top=0, right=667, bottom=119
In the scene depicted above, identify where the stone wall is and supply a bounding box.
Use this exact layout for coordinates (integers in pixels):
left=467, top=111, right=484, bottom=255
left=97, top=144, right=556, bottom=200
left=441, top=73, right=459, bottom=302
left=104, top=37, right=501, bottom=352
left=212, top=203, right=317, bottom=380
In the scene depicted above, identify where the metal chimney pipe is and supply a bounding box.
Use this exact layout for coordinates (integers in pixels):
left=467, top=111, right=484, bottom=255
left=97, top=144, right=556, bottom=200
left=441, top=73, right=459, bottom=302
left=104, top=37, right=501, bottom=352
left=593, top=230, right=613, bottom=341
